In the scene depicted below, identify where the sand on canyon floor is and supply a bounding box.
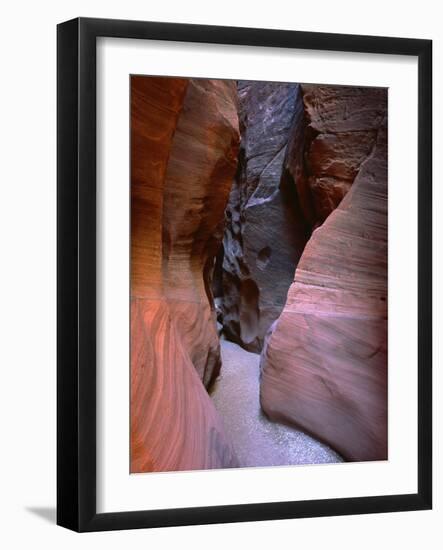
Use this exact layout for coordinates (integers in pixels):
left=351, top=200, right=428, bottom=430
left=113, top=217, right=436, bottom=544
left=210, top=339, right=343, bottom=468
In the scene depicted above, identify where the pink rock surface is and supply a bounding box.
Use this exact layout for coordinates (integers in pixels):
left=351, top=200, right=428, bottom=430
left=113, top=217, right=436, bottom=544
left=130, top=76, right=240, bottom=472
left=131, top=300, right=238, bottom=472
left=260, top=101, right=388, bottom=462
left=287, top=85, right=387, bottom=227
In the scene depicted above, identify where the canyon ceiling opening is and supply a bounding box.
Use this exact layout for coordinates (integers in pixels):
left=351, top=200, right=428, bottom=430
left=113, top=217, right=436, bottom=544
left=130, top=75, right=388, bottom=474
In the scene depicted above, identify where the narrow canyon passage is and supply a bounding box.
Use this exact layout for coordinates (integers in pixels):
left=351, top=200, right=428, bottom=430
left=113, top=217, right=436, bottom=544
left=211, top=340, right=342, bottom=467
left=130, top=76, right=388, bottom=472
left=215, top=82, right=388, bottom=463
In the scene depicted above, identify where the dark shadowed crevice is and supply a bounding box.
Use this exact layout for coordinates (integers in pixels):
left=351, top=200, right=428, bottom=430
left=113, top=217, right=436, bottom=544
left=214, top=81, right=310, bottom=353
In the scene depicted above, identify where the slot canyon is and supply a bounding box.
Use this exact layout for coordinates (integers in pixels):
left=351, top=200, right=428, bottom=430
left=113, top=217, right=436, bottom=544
left=130, top=75, right=388, bottom=473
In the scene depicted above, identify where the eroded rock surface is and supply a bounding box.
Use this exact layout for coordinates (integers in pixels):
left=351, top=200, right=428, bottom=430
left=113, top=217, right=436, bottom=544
left=289, top=85, right=387, bottom=227
left=217, top=84, right=384, bottom=353
left=260, top=93, right=388, bottom=462
left=218, top=82, right=309, bottom=352
left=131, top=76, right=240, bottom=473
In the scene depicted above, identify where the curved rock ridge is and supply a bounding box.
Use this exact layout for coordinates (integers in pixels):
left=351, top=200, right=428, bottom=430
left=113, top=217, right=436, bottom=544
left=161, top=78, right=240, bottom=386
left=218, top=81, right=310, bottom=353
left=131, top=76, right=188, bottom=296
left=131, top=300, right=238, bottom=472
left=131, top=76, right=240, bottom=472
left=260, top=112, right=388, bottom=462
left=288, top=85, right=388, bottom=228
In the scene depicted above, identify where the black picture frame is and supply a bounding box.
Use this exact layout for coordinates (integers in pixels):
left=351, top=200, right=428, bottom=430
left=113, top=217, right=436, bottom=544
left=57, top=17, right=432, bottom=532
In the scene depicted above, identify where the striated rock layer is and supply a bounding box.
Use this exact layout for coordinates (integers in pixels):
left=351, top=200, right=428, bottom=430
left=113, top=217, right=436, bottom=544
left=130, top=76, right=240, bottom=473
left=289, top=85, right=387, bottom=228
left=218, top=82, right=310, bottom=352
left=260, top=87, right=388, bottom=462
left=217, top=84, right=384, bottom=353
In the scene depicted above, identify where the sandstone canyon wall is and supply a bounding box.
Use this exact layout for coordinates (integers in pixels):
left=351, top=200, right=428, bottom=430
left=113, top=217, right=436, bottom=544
left=290, top=85, right=388, bottom=228
left=217, top=84, right=385, bottom=354
left=260, top=86, right=388, bottom=461
left=131, top=76, right=240, bottom=472
left=218, top=82, right=310, bottom=352
left=131, top=78, right=388, bottom=470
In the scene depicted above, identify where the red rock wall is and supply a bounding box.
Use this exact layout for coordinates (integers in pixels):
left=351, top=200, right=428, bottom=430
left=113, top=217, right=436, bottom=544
left=131, top=76, right=240, bottom=473
left=288, top=85, right=387, bottom=228
left=260, top=87, right=388, bottom=461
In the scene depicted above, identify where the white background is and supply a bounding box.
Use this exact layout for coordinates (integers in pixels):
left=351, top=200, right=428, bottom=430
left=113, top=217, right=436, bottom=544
left=0, top=0, right=441, bottom=548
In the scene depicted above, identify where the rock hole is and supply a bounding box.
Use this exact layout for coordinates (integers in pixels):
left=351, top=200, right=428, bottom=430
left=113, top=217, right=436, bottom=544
left=256, top=246, right=272, bottom=270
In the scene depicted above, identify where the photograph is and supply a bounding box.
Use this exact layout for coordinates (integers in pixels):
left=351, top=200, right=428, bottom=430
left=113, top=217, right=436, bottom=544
left=130, top=76, right=388, bottom=473
left=0, top=0, right=437, bottom=544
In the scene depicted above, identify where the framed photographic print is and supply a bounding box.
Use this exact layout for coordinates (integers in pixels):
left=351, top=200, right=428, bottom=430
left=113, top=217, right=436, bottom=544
left=57, top=17, right=432, bottom=531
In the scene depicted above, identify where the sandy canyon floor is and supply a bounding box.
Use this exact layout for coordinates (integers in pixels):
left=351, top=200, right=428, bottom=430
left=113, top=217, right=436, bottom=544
left=211, top=340, right=343, bottom=468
